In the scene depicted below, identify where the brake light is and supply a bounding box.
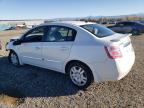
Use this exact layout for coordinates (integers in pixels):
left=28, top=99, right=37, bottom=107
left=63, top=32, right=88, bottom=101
left=105, top=45, right=122, bottom=59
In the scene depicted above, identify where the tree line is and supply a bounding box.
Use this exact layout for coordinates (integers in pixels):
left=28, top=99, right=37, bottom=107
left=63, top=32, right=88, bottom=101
left=77, top=16, right=144, bottom=23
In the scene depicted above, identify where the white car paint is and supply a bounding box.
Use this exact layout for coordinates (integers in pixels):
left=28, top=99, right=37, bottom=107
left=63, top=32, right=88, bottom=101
left=6, top=21, right=135, bottom=82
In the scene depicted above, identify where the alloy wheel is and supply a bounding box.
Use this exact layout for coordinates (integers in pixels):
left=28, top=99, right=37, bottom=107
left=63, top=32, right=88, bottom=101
left=70, top=66, right=88, bottom=86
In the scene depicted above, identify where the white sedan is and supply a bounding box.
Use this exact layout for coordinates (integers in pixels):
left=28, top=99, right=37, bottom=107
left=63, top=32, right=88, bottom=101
left=6, top=21, right=135, bottom=89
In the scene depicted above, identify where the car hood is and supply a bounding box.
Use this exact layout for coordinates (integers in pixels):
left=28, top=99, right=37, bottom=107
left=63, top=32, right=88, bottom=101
left=11, top=35, right=21, bottom=40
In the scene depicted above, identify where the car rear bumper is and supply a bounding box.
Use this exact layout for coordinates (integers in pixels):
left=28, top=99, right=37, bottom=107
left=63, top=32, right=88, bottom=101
left=89, top=52, right=135, bottom=82
left=115, top=51, right=135, bottom=80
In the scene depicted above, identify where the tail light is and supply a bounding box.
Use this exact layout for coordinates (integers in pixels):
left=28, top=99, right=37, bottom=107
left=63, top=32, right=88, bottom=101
left=105, top=45, right=122, bottom=59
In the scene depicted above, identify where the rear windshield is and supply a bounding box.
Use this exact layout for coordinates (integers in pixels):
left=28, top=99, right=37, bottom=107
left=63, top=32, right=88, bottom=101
left=81, top=24, right=115, bottom=38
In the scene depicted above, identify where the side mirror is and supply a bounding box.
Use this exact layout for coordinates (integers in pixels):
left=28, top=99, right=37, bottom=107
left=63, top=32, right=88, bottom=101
left=13, top=39, right=22, bottom=45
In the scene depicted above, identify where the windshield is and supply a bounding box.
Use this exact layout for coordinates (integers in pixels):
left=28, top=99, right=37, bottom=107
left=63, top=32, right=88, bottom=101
left=81, top=24, right=115, bottom=38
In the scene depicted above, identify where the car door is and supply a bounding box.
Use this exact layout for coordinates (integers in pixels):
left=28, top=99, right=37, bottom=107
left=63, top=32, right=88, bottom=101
left=121, top=22, right=133, bottom=33
left=42, top=25, right=77, bottom=72
left=111, top=23, right=124, bottom=33
left=17, top=26, right=46, bottom=67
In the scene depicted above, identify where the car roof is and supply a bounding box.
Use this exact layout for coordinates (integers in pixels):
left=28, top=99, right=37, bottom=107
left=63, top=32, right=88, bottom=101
left=117, top=21, right=144, bottom=25
left=118, top=21, right=137, bottom=23
left=42, top=21, right=95, bottom=26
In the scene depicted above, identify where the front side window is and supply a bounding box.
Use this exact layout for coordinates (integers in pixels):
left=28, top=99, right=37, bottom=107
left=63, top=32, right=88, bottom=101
left=117, top=23, right=125, bottom=26
left=44, top=26, right=76, bottom=42
left=135, top=22, right=143, bottom=26
left=81, top=24, right=115, bottom=38
left=123, top=22, right=133, bottom=26
left=22, top=26, right=45, bottom=42
left=117, top=22, right=133, bottom=26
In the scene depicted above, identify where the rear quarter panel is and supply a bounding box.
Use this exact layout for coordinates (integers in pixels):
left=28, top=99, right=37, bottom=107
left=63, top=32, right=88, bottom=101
left=65, top=29, right=108, bottom=67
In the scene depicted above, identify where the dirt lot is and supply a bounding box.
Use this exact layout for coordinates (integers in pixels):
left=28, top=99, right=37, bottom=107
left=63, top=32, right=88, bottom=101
left=0, top=30, right=144, bottom=108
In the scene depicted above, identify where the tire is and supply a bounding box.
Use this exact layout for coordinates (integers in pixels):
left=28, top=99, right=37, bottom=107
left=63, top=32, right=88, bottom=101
left=67, top=62, right=94, bottom=89
left=132, top=29, right=140, bottom=36
left=8, top=51, right=20, bottom=66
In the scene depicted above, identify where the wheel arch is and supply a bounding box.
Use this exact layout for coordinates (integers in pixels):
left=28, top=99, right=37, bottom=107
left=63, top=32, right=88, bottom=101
left=8, top=49, right=23, bottom=65
left=65, top=60, right=95, bottom=85
left=65, top=60, right=93, bottom=76
left=9, top=49, right=16, bottom=53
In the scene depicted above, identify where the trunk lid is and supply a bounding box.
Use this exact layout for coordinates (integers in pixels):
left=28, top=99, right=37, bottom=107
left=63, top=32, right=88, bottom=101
left=102, top=33, right=134, bottom=58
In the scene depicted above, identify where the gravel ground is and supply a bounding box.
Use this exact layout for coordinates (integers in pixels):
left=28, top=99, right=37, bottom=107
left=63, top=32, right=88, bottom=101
left=0, top=30, right=144, bottom=108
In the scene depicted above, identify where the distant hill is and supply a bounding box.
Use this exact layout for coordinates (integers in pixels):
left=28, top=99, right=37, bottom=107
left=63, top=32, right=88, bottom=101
left=44, top=13, right=144, bottom=22
left=80, top=13, right=144, bottom=19
left=1, top=13, right=144, bottom=21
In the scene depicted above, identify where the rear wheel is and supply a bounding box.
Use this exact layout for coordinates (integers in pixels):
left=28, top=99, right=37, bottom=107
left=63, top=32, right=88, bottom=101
left=8, top=51, right=20, bottom=66
left=67, top=62, right=94, bottom=89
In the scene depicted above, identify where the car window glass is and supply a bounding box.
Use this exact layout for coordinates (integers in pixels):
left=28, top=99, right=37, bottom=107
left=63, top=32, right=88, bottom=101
left=117, top=22, right=133, bottom=26
left=124, top=22, right=133, bottom=26
left=45, top=26, right=76, bottom=42
left=135, top=22, right=142, bottom=26
left=23, top=27, right=45, bottom=42
left=81, top=24, right=115, bottom=38
left=117, top=23, right=124, bottom=26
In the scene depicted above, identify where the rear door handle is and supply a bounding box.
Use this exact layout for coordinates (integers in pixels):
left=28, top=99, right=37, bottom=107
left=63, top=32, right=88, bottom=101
left=60, top=47, right=69, bottom=51
left=35, top=46, right=41, bottom=50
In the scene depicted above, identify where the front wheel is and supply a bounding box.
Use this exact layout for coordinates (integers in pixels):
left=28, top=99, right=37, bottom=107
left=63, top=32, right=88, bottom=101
left=8, top=51, right=20, bottom=66
left=132, top=29, right=140, bottom=35
left=68, top=62, right=94, bottom=89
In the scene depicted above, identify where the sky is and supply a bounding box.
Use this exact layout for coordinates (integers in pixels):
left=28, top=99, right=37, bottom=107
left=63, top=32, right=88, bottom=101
left=0, top=0, right=144, bottom=20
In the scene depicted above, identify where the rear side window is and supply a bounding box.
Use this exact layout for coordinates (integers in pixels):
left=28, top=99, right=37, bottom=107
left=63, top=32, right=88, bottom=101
left=123, top=22, right=134, bottom=26
left=117, top=22, right=134, bottom=26
left=81, top=24, right=115, bottom=38
left=44, top=26, right=77, bottom=42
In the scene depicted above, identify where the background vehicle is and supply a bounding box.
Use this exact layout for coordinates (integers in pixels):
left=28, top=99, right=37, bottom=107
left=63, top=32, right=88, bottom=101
left=6, top=21, right=135, bottom=89
left=108, top=21, right=144, bottom=35
left=0, top=40, right=2, bottom=50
